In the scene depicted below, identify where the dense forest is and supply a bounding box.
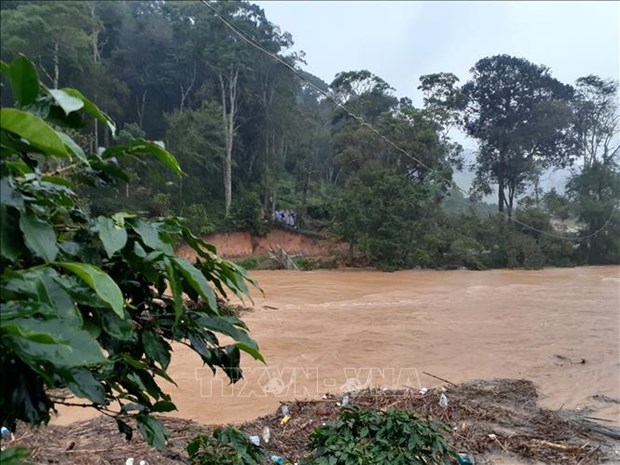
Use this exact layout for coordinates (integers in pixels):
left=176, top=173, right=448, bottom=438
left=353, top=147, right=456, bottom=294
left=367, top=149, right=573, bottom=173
left=1, top=0, right=618, bottom=270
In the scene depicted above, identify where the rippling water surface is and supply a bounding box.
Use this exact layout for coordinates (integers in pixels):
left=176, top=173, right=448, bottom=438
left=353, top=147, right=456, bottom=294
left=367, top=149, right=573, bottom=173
left=57, top=266, right=620, bottom=427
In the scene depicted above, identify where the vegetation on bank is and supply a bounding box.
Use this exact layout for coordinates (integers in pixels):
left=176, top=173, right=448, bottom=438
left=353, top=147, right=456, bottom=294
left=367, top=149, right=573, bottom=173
left=1, top=1, right=618, bottom=272
left=0, top=55, right=263, bottom=462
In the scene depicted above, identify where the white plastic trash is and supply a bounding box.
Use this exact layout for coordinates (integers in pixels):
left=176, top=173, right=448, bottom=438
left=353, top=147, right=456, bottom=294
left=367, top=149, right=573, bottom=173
left=262, top=426, right=271, bottom=444
left=439, top=393, right=449, bottom=408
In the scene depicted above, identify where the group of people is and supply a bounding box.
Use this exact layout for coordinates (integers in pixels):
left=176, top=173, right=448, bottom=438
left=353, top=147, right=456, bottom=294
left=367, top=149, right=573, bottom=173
left=272, top=209, right=297, bottom=228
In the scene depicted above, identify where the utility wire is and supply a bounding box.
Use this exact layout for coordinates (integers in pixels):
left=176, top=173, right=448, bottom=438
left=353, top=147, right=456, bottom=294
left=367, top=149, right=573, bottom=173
left=199, top=0, right=616, bottom=242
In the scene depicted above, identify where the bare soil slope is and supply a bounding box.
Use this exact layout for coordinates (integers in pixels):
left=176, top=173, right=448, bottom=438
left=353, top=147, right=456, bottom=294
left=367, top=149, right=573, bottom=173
left=176, top=228, right=345, bottom=259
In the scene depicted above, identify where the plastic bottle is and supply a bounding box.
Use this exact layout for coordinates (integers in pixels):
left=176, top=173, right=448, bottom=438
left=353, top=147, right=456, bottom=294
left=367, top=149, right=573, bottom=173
left=457, top=453, right=476, bottom=465
left=262, top=426, right=271, bottom=444
left=270, top=455, right=285, bottom=464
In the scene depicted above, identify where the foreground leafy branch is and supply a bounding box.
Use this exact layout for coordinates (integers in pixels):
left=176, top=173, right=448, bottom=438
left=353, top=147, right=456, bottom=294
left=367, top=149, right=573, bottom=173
left=0, top=55, right=263, bottom=453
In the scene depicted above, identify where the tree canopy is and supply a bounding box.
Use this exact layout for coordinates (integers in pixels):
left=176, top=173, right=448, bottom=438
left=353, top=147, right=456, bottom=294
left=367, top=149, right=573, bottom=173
left=0, top=1, right=617, bottom=271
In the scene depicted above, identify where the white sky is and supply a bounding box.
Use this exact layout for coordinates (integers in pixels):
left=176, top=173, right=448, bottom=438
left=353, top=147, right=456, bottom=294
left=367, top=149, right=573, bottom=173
left=259, top=1, right=619, bottom=103
left=257, top=1, right=620, bottom=192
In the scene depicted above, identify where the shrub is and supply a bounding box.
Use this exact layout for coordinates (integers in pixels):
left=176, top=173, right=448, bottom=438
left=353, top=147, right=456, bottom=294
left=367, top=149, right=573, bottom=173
left=303, top=405, right=455, bottom=465
left=183, top=203, right=216, bottom=236
left=0, top=55, right=262, bottom=453
left=187, top=427, right=265, bottom=465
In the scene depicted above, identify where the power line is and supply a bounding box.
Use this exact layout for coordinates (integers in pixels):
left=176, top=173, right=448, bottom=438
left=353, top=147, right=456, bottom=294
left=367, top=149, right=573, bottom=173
left=198, top=0, right=616, bottom=242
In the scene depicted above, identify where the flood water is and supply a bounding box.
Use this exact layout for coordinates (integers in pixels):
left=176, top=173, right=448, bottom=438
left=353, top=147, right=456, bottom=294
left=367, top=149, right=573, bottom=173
left=56, top=266, right=620, bottom=426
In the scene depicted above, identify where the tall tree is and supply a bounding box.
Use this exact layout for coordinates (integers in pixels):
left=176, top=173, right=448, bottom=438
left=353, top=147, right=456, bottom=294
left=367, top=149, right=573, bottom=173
left=567, top=76, right=620, bottom=264
left=0, top=2, right=93, bottom=89
left=462, top=55, right=574, bottom=216
left=166, top=1, right=294, bottom=215
left=572, top=75, right=619, bottom=167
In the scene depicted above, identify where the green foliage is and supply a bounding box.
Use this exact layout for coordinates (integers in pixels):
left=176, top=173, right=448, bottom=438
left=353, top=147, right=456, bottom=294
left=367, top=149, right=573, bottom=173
left=0, top=56, right=262, bottom=449
left=567, top=162, right=620, bottom=264
left=225, top=190, right=266, bottom=236
left=449, top=237, right=486, bottom=270
left=183, top=203, right=216, bottom=236
left=2, top=2, right=617, bottom=269
left=0, top=447, right=31, bottom=465
left=463, top=54, right=574, bottom=215
left=303, top=405, right=455, bottom=465
left=332, top=168, right=445, bottom=270
left=187, top=427, right=265, bottom=465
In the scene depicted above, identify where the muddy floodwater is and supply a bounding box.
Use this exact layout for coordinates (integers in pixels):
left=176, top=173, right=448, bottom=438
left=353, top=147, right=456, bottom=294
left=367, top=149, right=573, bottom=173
left=57, top=266, right=620, bottom=426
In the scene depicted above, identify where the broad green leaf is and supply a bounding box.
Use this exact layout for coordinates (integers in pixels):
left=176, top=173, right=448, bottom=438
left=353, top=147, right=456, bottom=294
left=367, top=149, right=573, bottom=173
left=95, top=216, right=127, bottom=258
left=235, top=342, right=266, bottom=364
left=57, top=131, right=86, bottom=162
left=197, top=316, right=259, bottom=352
left=1, top=319, right=58, bottom=344
left=103, top=139, right=183, bottom=176
left=119, top=354, right=147, bottom=370
left=151, top=400, right=176, bottom=413
left=19, top=209, right=59, bottom=262
left=164, top=259, right=183, bottom=320
left=9, top=55, right=39, bottom=107
left=136, top=415, right=168, bottom=450
left=142, top=330, right=171, bottom=370
left=38, top=271, right=83, bottom=327
left=133, top=241, right=147, bottom=258
left=172, top=257, right=217, bottom=310
left=0, top=60, right=9, bottom=75
left=66, top=367, right=106, bottom=404
left=3, top=159, right=33, bottom=175
left=41, top=175, right=74, bottom=188
left=0, top=205, right=22, bottom=261
left=55, top=262, right=124, bottom=318
left=60, top=88, right=116, bottom=135
left=48, top=89, right=84, bottom=115
left=0, top=108, right=68, bottom=157
left=99, top=310, right=133, bottom=341
left=111, top=211, right=136, bottom=227
left=133, top=220, right=173, bottom=255
left=2, top=318, right=105, bottom=367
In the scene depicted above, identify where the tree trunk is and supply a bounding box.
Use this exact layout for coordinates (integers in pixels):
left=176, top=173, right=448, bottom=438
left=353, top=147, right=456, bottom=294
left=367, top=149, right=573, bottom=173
left=137, top=89, right=147, bottom=128
left=219, top=68, right=239, bottom=216
left=93, top=119, right=99, bottom=152
left=179, top=62, right=197, bottom=113
left=52, top=42, right=60, bottom=89
left=498, top=177, right=505, bottom=214
left=507, top=184, right=515, bottom=218
left=91, top=2, right=99, bottom=150
left=300, top=164, right=313, bottom=228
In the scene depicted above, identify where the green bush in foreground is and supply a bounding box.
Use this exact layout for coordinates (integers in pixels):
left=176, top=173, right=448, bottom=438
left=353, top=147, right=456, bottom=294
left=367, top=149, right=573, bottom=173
left=303, top=405, right=456, bottom=465
left=187, top=427, right=265, bottom=465
left=0, top=55, right=263, bottom=456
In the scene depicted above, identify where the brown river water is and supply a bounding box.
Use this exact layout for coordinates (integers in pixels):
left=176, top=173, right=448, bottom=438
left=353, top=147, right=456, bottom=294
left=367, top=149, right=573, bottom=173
left=56, top=266, right=620, bottom=427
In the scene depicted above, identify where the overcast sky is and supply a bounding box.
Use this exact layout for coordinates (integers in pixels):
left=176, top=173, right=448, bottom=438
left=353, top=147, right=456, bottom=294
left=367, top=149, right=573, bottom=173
left=257, top=1, right=619, bottom=192
left=259, top=1, right=619, bottom=105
